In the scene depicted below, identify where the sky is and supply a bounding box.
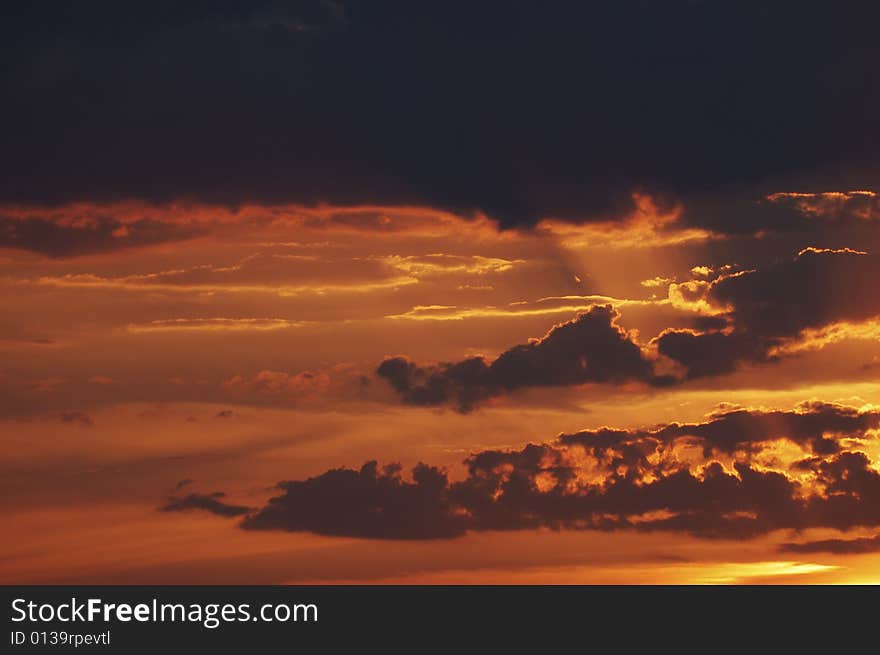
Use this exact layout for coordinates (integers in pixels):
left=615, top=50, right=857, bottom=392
left=2, top=1, right=880, bottom=584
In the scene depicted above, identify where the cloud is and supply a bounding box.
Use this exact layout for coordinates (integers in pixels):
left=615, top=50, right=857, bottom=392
left=656, top=248, right=880, bottom=377
left=534, top=193, right=717, bottom=249
left=183, top=402, right=880, bottom=540
left=220, top=365, right=370, bottom=406
left=0, top=213, right=200, bottom=257
left=159, top=492, right=252, bottom=518
left=561, top=400, right=879, bottom=457
left=27, top=252, right=420, bottom=296
left=780, top=534, right=880, bottom=555
left=126, top=318, right=308, bottom=333
left=641, top=277, right=673, bottom=289
left=377, top=305, right=659, bottom=411
left=384, top=295, right=665, bottom=322
left=380, top=254, right=522, bottom=276
left=705, top=248, right=880, bottom=337
left=3, top=4, right=878, bottom=228
left=766, top=191, right=878, bottom=222
left=241, top=462, right=464, bottom=539
left=653, top=329, right=762, bottom=379
left=223, top=369, right=330, bottom=396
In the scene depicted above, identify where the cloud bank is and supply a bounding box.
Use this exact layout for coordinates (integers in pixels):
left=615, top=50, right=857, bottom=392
left=174, top=402, right=880, bottom=541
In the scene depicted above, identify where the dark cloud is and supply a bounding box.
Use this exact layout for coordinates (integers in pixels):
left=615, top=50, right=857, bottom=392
left=378, top=305, right=661, bottom=411
left=656, top=248, right=880, bottom=377
left=710, top=248, right=880, bottom=337
left=780, top=534, right=880, bottom=555
left=174, top=478, right=195, bottom=490
left=0, top=214, right=201, bottom=257
left=182, top=403, right=880, bottom=540
left=654, top=330, right=761, bottom=379
left=561, top=401, right=880, bottom=457
left=2, top=2, right=878, bottom=228
left=677, top=192, right=880, bottom=236
left=241, top=461, right=464, bottom=539
left=159, top=492, right=252, bottom=518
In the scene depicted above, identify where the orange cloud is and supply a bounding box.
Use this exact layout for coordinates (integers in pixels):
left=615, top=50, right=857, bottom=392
left=385, top=295, right=669, bottom=322
left=536, top=193, right=717, bottom=250
left=126, top=318, right=309, bottom=333
left=766, top=190, right=878, bottom=221
left=26, top=272, right=419, bottom=296
left=767, top=320, right=880, bottom=357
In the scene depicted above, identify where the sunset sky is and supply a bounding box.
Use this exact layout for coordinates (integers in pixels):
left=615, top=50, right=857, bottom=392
left=3, top=1, right=880, bottom=584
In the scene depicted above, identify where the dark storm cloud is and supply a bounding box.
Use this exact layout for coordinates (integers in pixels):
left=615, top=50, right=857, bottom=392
left=181, top=403, right=880, bottom=540
left=2, top=2, right=878, bottom=228
left=377, top=305, right=659, bottom=411
left=0, top=214, right=201, bottom=257
left=159, top=492, right=252, bottom=518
